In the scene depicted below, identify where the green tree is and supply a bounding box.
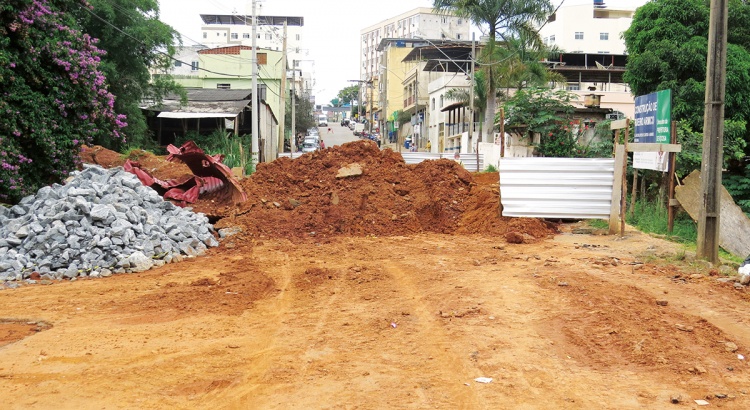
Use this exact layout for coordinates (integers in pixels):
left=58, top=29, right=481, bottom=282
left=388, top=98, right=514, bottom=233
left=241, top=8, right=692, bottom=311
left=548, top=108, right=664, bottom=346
left=433, top=0, right=554, bottom=142
left=337, top=84, right=360, bottom=105
left=1, top=0, right=124, bottom=203
left=623, top=0, right=750, bottom=173
left=76, top=0, right=182, bottom=151
left=285, top=92, right=315, bottom=136
left=502, top=87, right=581, bottom=157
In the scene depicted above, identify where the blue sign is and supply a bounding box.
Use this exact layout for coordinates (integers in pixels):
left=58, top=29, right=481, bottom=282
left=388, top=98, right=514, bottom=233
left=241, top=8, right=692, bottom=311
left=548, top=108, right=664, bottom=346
left=634, top=89, right=671, bottom=143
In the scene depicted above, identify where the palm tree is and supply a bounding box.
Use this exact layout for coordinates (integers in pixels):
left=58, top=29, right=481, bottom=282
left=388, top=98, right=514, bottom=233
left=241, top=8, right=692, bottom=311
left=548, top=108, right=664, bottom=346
left=433, top=0, right=554, bottom=142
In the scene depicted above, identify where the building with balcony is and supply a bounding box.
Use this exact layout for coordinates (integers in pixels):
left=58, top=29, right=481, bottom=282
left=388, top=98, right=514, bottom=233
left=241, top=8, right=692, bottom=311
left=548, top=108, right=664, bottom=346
left=361, top=7, right=470, bottom=88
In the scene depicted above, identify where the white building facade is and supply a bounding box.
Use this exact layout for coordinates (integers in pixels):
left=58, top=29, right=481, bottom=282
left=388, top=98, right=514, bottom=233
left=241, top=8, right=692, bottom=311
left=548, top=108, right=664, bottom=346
left=539, top=3, right=637, bottom=55
left=360, top=7, right=470, bottom=83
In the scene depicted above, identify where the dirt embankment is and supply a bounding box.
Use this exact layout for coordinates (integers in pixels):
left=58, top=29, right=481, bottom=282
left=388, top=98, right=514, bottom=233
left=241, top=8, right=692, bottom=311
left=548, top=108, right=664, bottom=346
left=81, top=140, right=556, bottom=242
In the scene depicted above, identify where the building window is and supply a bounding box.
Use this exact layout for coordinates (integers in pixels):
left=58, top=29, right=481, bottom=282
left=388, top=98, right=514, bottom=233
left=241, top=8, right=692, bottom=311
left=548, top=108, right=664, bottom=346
left=566, top=84, right=580, bottom=91
left=258, top=53, right=267, bottom=65
left=231, top=33, right=238, bottom=40
left=217, top=84, right=231, bottom=90
left=203, top=32, right=207, bottom=39
left=243, top=33, right=250, bottom=39
left=265, top=33, right=272, bottom=40
left=457, top=19, right=462, bottom=25
left=191, top=61, right=199, bottom=71
left=439, top=94, right=444, bottom=108
left=457, top=34, right=462, bottom=39
left=174, top=60, right=182, bottom=67
left=600, top=32, right=609, bottom=40
left=294, top=60, right=300, bottom=67
left=575, top=32, right=583, bottom=40
left=431, top=98, right=435, bottom=110
left=296, top=34, right=301, bottom=41
left=549, top=35, right=555, bottom=43
left=216, top=33, right=220, bottom=37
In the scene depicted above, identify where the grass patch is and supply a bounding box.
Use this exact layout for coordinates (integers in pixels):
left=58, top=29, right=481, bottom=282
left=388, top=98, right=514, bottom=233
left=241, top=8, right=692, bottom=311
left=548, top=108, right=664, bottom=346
left=483, top=164, right=498, bottom=173
left=626, top=199, right=697, bottom=243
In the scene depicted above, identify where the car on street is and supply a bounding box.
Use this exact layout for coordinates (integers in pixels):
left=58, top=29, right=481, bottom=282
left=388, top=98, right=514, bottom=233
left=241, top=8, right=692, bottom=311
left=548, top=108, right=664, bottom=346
left=302, top=141, right=318, bottom=153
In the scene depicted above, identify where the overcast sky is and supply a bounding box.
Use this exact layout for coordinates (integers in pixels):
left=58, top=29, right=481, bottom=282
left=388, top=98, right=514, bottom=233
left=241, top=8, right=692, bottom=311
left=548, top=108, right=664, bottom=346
left=157, top=0, right=648, bottom=105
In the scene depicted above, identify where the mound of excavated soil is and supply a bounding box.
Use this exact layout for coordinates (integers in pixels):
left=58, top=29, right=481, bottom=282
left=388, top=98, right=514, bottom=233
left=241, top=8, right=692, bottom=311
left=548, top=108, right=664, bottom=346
left=79, top=145, right=191, bottom=181
left=79, top=141, right=557, bottom=242
left=207, top=140, right=556, bottom=241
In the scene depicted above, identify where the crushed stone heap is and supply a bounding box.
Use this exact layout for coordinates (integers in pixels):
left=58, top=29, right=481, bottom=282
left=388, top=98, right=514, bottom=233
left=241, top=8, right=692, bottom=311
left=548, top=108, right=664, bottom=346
left=0, top=165, right=218, bottom=281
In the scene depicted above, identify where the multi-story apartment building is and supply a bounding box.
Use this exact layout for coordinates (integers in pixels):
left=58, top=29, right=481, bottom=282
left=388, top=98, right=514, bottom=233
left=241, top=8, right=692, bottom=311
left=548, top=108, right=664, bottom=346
left=199, top=13, right=314, bottom=101
left=360, top=7, right=470, bottom=87
left=199, top=13, right=306, bottom=65
left=538, top=0, right=646, bottom=118
left=538, top=2, right=639, bottom=55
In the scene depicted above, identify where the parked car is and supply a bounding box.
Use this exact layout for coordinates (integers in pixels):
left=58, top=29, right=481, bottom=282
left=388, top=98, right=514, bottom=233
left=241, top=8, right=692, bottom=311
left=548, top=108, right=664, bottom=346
left=302, top=141, right=319, bottom=153
left=307, top=127, right=319, bottom=136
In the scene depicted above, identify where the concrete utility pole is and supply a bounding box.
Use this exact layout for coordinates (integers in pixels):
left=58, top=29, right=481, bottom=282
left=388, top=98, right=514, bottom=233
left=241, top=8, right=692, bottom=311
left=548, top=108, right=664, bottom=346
left=369, top=81, right=374, bottom=134
left=277, top=21, right=287, bottom=156
left=469, top=32, right=475, bottom=153
left=697, top=0, right=729, bottom=263
left=291, top=61, right=296, bottom=153
left=250, top=0, right=259, bottom=164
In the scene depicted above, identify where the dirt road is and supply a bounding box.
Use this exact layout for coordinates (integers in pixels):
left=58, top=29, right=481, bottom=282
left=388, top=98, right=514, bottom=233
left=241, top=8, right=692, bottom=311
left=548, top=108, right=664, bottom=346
left=1, top=224, right=749, bottom=409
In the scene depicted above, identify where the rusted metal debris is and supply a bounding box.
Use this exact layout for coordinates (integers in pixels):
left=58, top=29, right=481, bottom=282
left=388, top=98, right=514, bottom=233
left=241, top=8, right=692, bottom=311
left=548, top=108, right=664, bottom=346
left=124, top=141, right=247, bottom=207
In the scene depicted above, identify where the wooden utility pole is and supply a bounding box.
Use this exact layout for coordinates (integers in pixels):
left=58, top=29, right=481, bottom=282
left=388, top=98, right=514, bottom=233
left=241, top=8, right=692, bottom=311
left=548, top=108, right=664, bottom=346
left=277, top=21, right=287, bottom=157
left=667, top=121, right=678, bottom=233
left=697, top=0, right=729, bottom=263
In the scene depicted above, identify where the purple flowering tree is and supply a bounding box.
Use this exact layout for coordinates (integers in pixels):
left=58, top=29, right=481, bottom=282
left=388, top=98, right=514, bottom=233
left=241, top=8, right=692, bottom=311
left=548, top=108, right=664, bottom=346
left=0, top=0, right=125, bottom=203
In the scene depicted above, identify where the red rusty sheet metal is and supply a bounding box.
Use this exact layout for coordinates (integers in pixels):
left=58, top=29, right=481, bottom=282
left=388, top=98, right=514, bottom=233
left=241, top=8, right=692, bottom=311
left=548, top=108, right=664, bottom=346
left=122, top=141, right=247, bottom=206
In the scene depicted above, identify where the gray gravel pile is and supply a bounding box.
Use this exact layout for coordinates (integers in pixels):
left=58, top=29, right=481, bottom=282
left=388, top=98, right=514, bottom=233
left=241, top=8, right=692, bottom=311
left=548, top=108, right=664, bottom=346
left=0, top=164, right=218, bottom=281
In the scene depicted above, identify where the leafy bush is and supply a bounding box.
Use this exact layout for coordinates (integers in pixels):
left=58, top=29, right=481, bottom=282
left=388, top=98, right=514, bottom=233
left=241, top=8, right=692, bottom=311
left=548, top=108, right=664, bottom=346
left=175, top=130, right=254, bottom=175
left=1, top=0, right=125, bottom=203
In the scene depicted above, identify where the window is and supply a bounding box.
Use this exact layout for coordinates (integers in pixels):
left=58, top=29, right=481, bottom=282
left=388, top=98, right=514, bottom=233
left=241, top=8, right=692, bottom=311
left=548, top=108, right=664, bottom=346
left=431, top=98, right=435, bottom=110
left=600, top=32, right=609, bottom=40
left=243, top=33, right=250, bottom=39
left=575, top=32, right=583, bottom=40
left=566, top=84, right=580, bottom=91
left=549, top=35, right=555, bottom=43
left=265, top=33, right=272, bottom=40
left=258, top=53, right=267, bottom=65
left=191, top=61, right=199, bottom=71
left=295, top=47, right=299, bottom=53
left=202, top=32, right=207, bottom=39
left=439, top=94, right=444, bottom=108
left=174, top=60, right=182, bottom=67
left=216, top=32, right=220, bottom=37
left=231, top=33, right=238, bottom=39
left=294, top=60, right=300, bottom=67
left=457, top=19, right=462, bottom=25
left=296, top=34, right=300, bottom=41
left=457, top=34, right=462, bottom=39
left=217, top=84, right=231, bottom=90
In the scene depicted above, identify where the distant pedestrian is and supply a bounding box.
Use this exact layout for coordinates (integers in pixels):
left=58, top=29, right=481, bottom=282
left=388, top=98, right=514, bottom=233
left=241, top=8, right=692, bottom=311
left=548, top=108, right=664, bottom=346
left=426, top=140, right=432, bottom=152
left=327, top=126, right=333, bottom=134
left=320, top=139, right=326, bottom=149
left=453, top=151, right=464, bottom=166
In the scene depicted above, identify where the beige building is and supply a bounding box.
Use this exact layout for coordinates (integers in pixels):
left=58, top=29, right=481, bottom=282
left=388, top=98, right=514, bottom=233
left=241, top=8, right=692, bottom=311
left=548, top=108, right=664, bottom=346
left=538, top=2, right=641, bottom=55
left=361, top=7, right=470, bottom=85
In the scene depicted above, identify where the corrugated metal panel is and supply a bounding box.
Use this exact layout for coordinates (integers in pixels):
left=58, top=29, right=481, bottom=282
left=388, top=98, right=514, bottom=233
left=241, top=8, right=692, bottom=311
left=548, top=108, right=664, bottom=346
left=401, top=152, right=484, bottom=171
left=499, top=157, right=615, bottom=219
left=277, top=152, right=304, bottom=159
left=278, top=151, right=484, bottom=170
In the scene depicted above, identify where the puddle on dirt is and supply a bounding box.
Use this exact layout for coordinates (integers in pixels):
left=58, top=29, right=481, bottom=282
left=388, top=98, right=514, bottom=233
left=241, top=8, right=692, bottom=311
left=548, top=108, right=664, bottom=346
left=0, top=319, right=53, bottom=348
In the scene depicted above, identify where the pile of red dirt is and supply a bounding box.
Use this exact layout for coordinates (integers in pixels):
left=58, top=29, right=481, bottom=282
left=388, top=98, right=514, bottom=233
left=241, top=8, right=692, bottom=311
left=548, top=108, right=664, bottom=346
left=79, top=145, right=191, bottom=181
left=206, top=140, right=556, bottom=241
left=79, top=141, right=557, bottom=241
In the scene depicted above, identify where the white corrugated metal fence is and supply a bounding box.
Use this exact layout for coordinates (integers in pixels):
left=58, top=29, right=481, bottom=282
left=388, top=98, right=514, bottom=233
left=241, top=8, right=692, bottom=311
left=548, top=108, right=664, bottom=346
left=499, top=157, right=615, bottom=219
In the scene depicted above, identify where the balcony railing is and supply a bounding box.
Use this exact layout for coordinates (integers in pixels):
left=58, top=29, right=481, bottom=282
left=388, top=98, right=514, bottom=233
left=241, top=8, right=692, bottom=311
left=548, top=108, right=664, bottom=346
left=445, top=121, right=480, bottom=138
